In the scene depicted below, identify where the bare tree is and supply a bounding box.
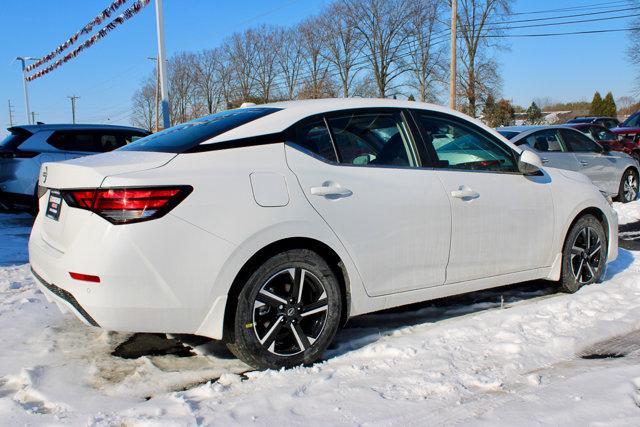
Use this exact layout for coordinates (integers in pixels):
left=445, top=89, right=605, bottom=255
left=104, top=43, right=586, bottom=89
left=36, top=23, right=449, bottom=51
left=405, top=0, right=447, bottom=102
left=318, top=3, right=362, bottom=97
left=131, top=77, right=156, bottom=132
left=254, top=25, right=280, bottom=102
left=456, top=0, right=512, bottom=117
left=343, top=0, right=412, bottom=98
left=195, top=48, right=223, bottom=114
left=168, top=52, right=198, bottom=125
left=298, top=18, right=334, bottom=99
left=276, top=28, right=305, bottom=100
left=227, top=29, right=258, bottom=102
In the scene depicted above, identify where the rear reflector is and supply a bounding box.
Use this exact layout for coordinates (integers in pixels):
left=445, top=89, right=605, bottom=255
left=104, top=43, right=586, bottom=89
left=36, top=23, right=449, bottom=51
left=69, top=272, right=101, bottom=283
left=62, top=186, right=192, bottom=224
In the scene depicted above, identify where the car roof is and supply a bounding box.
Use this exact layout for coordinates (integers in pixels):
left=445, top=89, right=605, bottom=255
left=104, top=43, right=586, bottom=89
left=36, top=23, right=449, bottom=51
left=500, top=125, right=586, bottom=142
left=8, top=123, right=149, bottom=133
left=202, top=98, right=515, bottom=150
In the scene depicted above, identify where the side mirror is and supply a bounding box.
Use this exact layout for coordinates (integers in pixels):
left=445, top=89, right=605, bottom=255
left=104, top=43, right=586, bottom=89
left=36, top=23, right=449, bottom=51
left=518, top=149, right=543, bottom=175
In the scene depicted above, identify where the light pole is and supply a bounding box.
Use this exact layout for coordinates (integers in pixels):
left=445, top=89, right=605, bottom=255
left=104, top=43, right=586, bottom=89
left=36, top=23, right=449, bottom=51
left=449, top=0, right=457, bottom=110
left=15, top=56, right=38, bottom=124
left=148, top=56, right=160, bottom=132
left=155, top=0, right=170, bottom=130
left=67, top=95, right=79, bottom=124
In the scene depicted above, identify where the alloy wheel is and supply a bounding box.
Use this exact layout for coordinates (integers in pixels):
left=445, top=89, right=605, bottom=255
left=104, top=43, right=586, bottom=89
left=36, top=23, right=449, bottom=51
left=570, top=227, right=603, bottom=284
left=252, top=267, right=328, bottom=356
left=624, top=172, right=638, bottom=202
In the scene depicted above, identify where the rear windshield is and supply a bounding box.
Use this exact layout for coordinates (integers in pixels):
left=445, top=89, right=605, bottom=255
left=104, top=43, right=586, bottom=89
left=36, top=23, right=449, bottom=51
left=119, top=107, right=281, bottom=153
left=496, top=130, right=520, bottom=140
left=0, top=128, right=32, bottom=151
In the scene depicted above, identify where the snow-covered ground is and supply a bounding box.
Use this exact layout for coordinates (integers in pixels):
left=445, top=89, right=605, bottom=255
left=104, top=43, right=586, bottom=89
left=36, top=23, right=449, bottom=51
left=2, top=209, right=640, bottom=425
left=614, top=200, right=640, bottom=225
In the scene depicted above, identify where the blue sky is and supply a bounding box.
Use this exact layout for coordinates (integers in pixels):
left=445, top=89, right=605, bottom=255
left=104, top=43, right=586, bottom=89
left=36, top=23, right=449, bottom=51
left=0, top=0, right=636, bottom=132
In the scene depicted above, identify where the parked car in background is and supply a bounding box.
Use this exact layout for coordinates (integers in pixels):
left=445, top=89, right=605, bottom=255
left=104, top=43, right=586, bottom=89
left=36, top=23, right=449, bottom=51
left=29, top=99, right=618, bottom=370
left=564, top=122, right=640, bottom=162
left=0, top=124, right=149, bottom=212
left=566, top=116, right=620, bottom=129
left=498, top=125, right=639, bottom=202
left=611, top=110, right=640, bottom=142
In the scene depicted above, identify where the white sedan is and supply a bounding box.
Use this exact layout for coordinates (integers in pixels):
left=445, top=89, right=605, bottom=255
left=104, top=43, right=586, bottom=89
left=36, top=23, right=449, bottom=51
left=29, top=99, right=618, bottom=369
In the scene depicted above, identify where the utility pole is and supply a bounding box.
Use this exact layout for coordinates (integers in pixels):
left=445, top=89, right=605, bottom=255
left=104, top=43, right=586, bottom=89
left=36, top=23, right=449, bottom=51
left=67, top=95, right=79, bottom=124
left=148, top=56, right=160, bottom=132
left=8, top=100, right=15, bottom=127
left=155, top=0, right=170, bottom=130
left=449, top=0, right=457, bottom=110
left=31, top=111, right=37, bottom=124
left=15, top=56, right=38, bottom=124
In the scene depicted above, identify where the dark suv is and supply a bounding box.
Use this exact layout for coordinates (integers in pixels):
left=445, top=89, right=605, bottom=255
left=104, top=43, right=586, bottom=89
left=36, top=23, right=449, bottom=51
left=566, top=116, right=620, bottom=129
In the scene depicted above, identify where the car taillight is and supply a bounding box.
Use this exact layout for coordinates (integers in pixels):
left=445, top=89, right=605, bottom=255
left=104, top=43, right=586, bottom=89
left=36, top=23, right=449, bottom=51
left=62, top=186, right=192, bottom=224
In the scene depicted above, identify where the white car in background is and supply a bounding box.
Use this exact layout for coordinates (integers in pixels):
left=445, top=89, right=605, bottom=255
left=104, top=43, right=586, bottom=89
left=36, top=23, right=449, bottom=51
left=0, top=124, right=149, bottom=212
left=498, top=125, right=640, bottom=203
left=29, top=99, right=618, bottom=369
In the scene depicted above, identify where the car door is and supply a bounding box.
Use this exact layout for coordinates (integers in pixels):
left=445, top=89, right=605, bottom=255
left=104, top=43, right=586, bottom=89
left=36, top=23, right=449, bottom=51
left=517, top=128, right=581, bottom=171
left=285, top=109, right=452, bottom=296
left=560, top=128, right=619, bottom=195
left=411, top=111, right=554, bottom=284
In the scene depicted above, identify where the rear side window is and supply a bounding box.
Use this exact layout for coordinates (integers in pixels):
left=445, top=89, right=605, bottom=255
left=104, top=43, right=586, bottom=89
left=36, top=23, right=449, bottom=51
left=294, top=120, right=337, bottom=162
left=497, top=130, right=519, bottom=140
left=326, top=112, right=418, bottom=167
left=48, top=131, right=123, bottom=153
left=119, top=108, right=281, bottom=153
left=524, top=129, right=565, bottom=152
left=0, top=128, right=32, bottom=151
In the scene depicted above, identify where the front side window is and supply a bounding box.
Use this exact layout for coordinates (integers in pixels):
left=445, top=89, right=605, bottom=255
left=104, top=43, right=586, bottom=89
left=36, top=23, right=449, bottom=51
left=591, top=126, right=616, bottom=142
left=561, top=129, right=602, bottom=152
left=524, top=129, right=565, bottom=152
left=326, top=112, right=419, bottom=167
left=415, top=113, right=517, bottom=172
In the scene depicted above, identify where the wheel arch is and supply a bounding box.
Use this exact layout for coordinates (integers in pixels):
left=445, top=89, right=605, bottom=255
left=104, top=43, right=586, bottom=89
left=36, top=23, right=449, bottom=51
left=222, top=237, right=351, bottom=342
left=564, top=206, right=610, bottom=250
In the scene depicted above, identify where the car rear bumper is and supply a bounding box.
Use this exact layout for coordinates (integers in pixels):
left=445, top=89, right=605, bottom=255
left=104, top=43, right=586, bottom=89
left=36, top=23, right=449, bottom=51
left=28, top=206, right=237, bottom=338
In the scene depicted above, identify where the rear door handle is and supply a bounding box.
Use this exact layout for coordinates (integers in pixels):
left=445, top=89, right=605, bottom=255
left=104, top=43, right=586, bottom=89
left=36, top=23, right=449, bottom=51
left=451, top=185, right=479, bottom=200
left=310, top=184, right=353, bottom=197
left=541, top=157, right=549, bottom=164
left=579, top=160, right=589, bottom=166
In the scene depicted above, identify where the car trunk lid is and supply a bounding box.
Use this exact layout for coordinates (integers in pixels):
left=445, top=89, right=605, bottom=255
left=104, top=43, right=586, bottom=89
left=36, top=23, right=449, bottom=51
left=37, top=151, right=177, bottom=252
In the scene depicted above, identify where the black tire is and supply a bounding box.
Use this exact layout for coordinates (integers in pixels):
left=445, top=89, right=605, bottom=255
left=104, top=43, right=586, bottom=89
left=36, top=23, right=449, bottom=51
left=226, top=249, right=342, bottom=370
left=559, top=214, right=607, bottom=293
left=615, top=168, right=639, bottom=203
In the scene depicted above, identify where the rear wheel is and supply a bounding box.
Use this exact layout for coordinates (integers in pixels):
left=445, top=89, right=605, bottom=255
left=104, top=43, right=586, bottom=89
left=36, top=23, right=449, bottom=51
left=559, top=214, right=607, bottom=293
left=616, top=168, right=638, bottom=203
left=226, top=249, right=342, bottom=370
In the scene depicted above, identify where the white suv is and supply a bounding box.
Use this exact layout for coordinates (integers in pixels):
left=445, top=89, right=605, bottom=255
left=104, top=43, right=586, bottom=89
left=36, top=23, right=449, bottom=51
left=0, top=124, right=149, bottom=211
left=29, top=99, right=618, bottom=369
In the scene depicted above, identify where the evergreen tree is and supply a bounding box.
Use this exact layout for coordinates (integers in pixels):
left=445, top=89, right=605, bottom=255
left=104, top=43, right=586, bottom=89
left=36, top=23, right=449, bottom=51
left=603, top=92, right=617, bottom=117
left=407, top=94, right=416, bottom=101
left=590, top=91, right=604, bottom=116
left=482, top=94, right=497, bottom=124
left=526, top=101, right=543, bottom=124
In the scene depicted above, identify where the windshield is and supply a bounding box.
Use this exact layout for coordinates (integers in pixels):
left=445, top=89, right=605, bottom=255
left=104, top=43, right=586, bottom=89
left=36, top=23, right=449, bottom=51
left=623, top=112, right=640, bottom=128
left=119, top=107, right=281, bottom=153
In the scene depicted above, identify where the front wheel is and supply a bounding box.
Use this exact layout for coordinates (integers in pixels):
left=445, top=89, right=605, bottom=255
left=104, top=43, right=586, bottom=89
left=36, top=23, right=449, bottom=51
left=559, top=214, right=607, bottom=293
left=226, top=249, right=342, bottom=370
left=616, top=168, right=639, bottom=203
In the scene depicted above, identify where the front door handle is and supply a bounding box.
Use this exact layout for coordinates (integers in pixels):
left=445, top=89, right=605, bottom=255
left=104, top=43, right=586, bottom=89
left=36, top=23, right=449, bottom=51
left=541, top=157, right=549, bottom=164
left=451, top=185, right=479, bottom=200
left=310, top=184, right=353, bottom=197
left=579, top=160, right=589, bottom=166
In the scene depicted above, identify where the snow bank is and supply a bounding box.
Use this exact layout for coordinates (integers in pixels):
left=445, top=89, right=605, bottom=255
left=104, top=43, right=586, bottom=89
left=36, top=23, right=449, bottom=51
left=2, top=213, right=640, bottom=425
left=614, top=200, right=640, bottom=225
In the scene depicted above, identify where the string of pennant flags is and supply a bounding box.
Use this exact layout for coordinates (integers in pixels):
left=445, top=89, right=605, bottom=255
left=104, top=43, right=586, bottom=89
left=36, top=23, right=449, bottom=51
left=25, top=0, right=151, bottom=82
